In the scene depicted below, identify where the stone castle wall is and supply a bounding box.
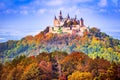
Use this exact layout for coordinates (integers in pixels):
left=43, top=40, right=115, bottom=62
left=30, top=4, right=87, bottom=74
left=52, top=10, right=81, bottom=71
left=48, top=24, right=89, bottom=36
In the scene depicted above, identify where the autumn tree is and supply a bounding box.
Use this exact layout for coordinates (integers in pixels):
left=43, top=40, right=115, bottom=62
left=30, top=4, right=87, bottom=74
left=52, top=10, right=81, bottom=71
left=68, top=71, right=93, bottom=80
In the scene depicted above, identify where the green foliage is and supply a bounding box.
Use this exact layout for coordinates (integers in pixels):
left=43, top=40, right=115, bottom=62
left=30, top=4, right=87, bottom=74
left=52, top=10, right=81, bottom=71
left=0, top=40, right=17, bottom=52
left=57, top=27, right=63, bottom=33
left=11, top=55, right=26, bottom=66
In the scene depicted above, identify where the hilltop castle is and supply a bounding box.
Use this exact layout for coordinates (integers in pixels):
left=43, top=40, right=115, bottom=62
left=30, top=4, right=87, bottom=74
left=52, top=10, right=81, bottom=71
left=48, top=10, right=89, bottom=36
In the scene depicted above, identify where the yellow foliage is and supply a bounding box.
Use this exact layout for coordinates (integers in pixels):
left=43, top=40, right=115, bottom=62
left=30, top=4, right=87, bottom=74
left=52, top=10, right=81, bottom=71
left=91, top=36, right=100, bottom=44
left=68, top=71, right=93, bottom=80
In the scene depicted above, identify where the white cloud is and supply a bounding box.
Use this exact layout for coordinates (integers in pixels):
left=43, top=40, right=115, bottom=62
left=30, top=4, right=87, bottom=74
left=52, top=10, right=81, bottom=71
left=71, top=0, right=93, bottom=3
left=47, top=5, right=95, bottom=16
left=32, top=0, right=44, bottom=6
left=20, top=10, right=28, bottom=15
left=111, top=0, right=118, bottom=5
left=99, top=9, right=107, bottom=12
left=37, top=9, right=46, bottom=14
left=45, top=0, right=93, bottom=6
left=79, top=7, right=94, bottom=14
left=46, top=0, right=63, bottom=6
left=118, top=9, right=120, bottom=12
left=98, top=0, right=107, bottom=7
left=0, top=29, right=40, bottom=42
left=0, top=29, right=21, bottom=36
left=0, top=38, right=5, bottom=40
left=46, top=5, right=96, bottom=22
left=19, top=6, right=29, bottom=9
left=5, top=9, right=17, bottom=14
left=0, top=29, right=41, bottom=37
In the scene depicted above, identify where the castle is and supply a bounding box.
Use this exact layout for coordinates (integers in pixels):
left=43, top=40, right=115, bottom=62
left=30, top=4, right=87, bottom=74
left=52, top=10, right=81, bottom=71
left=48, top=10, right=89, bottom=36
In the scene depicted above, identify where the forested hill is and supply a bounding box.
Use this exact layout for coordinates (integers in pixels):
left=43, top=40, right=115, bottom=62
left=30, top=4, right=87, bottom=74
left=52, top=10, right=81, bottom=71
left=0, top=27, right=120, bottom=63
left=1, top=51, right=120, bottom=80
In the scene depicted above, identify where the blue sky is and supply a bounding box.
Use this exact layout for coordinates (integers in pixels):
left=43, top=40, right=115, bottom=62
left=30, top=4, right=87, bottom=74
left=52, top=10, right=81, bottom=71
left=0, top=0, right=120, bottom=42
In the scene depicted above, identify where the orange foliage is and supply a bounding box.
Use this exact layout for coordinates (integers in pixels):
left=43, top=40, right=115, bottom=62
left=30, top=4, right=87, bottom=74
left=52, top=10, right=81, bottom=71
left=34, top=32, right=45, bottom=45
left=45, top=33, right=54, bottom=41
left=38, top=61, right=52, bottom=72
left=61, top=52, right=86, bottom=64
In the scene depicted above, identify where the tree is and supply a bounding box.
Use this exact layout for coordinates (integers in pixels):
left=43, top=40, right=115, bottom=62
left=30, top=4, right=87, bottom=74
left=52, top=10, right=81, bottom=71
left=21, top=63, right=41, bottom=80
left=68, top=71, right=93, bottom=80
left=0, top=63, right=3, bottom=79
left=57, top=27, right=63, bottom=33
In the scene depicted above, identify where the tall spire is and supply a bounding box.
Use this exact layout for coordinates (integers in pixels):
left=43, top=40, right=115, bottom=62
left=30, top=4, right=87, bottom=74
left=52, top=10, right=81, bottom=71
left=54, top=15, right=57, bottom=20
left=80, top=17, right=83, bottom=21
left=75, top=15, right=77, bottom=20
left=59, top=10, right=63, bottom=21
left=60, top=10, right=62, bottom=16
left=67, top=13, right=70, bottom=19
left=80, top=17, right=84, bottom=26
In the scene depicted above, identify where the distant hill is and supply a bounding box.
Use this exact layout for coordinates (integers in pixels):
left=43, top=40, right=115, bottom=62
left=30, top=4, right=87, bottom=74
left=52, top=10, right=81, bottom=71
left=0, top=27, right=120, bottom=63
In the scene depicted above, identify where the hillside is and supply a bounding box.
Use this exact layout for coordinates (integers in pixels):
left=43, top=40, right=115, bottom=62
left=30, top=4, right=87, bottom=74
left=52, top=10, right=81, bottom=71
left=0, top=27, right=120, bottom=63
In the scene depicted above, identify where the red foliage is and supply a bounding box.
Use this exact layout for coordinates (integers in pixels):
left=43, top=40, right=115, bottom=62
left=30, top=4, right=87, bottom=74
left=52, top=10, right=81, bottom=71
left=29, top=55, right=35, bottom=60
left=59, top=74, right=67, bottom=80
left=38, top=61, right=52, bottom=72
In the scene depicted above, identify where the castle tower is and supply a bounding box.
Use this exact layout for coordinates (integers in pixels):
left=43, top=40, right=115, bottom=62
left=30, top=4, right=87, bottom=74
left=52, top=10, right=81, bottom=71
left=59, top=10, right=63, bottom=21
left=73, top=15, right=77, bottom=25
left=67, top=14, right=70, bottom=20
left=80, top=18, right=84, bottom=26
left=60, top=10, right=62, bottom=16
left=54, top=15, right=59, bottom=27
left=54, top=15, right=57, bottom=20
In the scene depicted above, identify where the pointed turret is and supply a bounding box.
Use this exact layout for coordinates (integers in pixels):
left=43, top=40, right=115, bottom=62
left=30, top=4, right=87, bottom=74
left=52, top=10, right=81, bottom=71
left=54, top=15, right=59, bottom=27
left=59, top=10, right=63, bottom=21
left=75, top=15, right=77, bottom=20
left=60, top=10, right=62, bottom=16
left=80, top=18, right=84, bottom=26
left=67, top=14, right=70, bottom=19
left=54, top=15, right=57, bottom=20
left=80, top=18, right=83, bottom=21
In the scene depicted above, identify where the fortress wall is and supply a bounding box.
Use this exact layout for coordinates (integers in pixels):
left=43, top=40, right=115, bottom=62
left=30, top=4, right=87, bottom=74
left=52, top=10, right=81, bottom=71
left=62, top=27, right=72, bottom=34
left=48, top=25, right=88, bottom=35
left=72, top=25, right=80, bottom=30
left=54, top=27, right=59, bottom=31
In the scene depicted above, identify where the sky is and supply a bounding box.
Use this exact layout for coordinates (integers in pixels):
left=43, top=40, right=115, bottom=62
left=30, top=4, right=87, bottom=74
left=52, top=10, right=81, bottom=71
left=0, top=0, right=120, bottom=42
